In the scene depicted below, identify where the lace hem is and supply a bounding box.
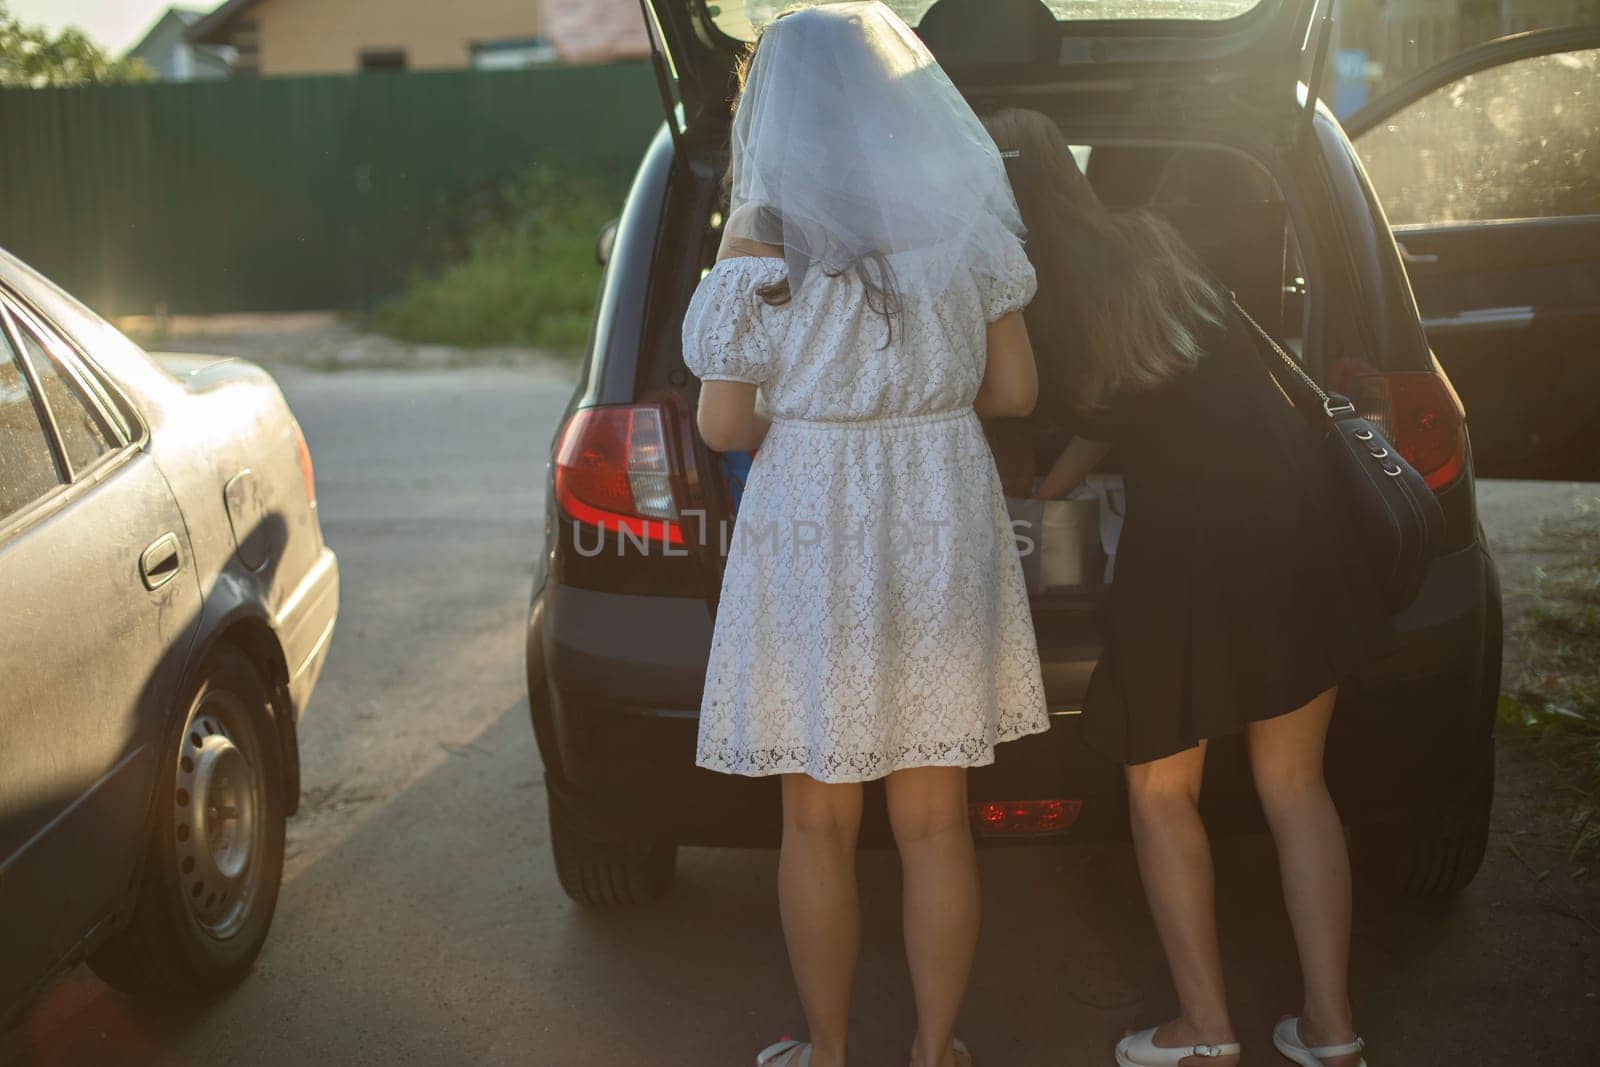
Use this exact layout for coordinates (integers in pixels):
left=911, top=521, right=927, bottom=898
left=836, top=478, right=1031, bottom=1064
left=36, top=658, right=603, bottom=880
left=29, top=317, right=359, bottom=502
left=696, top=718, right=1051, bottom=783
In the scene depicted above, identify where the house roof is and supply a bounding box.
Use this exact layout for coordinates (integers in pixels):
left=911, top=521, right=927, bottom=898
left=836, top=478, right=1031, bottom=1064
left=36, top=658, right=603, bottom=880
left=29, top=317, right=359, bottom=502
left=127, top=6, right=209, bottom=57
left=188, top=0, right=267, bottom=46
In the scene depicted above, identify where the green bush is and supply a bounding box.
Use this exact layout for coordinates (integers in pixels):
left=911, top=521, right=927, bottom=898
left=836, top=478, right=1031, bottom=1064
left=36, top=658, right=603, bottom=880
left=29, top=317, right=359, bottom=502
left=369, top=168, right=616, bottom=355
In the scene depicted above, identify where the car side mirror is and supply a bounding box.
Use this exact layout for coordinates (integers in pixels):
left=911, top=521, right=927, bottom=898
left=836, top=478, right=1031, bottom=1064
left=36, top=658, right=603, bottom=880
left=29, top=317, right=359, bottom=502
left=596, top=219, right=619, bottom=267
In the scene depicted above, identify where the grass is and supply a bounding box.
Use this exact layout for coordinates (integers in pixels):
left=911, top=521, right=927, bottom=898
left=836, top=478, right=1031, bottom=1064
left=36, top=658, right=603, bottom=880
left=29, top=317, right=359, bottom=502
left=1499, top=497, right=1600, bottom=860
left=367, top=168, right=618, bottom=356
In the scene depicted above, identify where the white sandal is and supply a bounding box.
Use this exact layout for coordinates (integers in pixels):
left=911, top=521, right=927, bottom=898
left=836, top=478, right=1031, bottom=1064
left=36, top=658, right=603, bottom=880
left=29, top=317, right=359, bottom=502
left=1272, top=1018, right=1367, bottom=1067
left=756, top=1035, right=970, bottom=1066
left=951, top=1036, right=975, bottom=1067
left=1114, top=1026, right=1241, bottom=1066
left=756, top=1039, right=811, bottom=1066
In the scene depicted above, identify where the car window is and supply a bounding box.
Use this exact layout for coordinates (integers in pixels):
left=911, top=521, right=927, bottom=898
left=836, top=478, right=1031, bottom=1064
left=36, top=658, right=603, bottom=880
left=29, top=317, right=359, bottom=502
left=0, top=325, right=63, bottom=522
left=713, top=0, right=1260, bottom=38
left=10, top=311, right=119, bottom=476
left=1355, top=48, right=1600, bottom=226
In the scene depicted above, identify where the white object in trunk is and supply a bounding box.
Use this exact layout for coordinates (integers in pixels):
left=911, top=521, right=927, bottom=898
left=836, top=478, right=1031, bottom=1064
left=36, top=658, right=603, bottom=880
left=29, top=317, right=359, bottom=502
left=1040, top=492, right=1104, bottom=589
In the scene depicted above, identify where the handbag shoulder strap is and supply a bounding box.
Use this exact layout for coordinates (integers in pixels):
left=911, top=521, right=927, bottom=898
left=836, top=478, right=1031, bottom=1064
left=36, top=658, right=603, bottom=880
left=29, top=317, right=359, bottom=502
left=1228, top=296, right=1355, bottom=422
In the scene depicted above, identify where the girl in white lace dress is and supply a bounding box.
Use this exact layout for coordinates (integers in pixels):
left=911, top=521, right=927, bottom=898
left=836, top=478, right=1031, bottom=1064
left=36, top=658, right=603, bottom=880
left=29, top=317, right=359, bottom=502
left=680, top=7, right=1048, bottom=1067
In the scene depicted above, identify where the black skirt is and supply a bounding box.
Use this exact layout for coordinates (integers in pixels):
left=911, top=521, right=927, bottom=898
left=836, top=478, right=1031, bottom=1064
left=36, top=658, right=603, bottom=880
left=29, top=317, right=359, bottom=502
left=1076, top=309, right=1384, bottom=766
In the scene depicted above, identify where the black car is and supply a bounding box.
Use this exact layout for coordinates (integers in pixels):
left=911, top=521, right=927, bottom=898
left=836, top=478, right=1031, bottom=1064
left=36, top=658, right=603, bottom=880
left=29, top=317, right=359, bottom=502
left=527, top=0, right=1600, bottom=906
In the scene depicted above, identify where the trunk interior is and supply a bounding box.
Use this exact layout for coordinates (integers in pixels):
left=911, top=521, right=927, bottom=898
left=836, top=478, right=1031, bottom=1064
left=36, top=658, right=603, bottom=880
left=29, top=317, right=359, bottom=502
left=695, top=131, right=1307, bottom=708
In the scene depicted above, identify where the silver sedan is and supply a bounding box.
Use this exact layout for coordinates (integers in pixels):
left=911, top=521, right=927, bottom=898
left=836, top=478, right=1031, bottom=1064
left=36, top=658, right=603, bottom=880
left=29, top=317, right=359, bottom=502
left=0, top=248, right=338, bottom=1015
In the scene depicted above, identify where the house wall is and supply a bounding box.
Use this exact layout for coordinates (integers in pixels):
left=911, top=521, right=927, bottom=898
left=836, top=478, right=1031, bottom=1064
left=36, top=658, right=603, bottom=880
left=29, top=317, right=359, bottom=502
left=129, top=14, right=231, bottom=81
left=245, top=0, right=542, bottom=75
left=129, top=17, right=185, bottom=79
left=541, top=0, right=649, bottom=64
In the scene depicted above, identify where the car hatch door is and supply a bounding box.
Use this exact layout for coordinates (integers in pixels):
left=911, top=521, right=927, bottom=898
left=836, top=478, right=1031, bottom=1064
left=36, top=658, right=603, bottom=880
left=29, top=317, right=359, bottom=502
left=633, top=0, right=741, bottom=147
left=1346, top=26, right=1600, bottom=481
left=644, top=1, right=1322, bottom=138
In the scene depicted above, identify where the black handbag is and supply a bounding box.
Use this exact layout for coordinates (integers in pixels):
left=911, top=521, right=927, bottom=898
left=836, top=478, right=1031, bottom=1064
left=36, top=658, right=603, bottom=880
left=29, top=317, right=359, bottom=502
left=1231, top=299, right=1444, bottom=613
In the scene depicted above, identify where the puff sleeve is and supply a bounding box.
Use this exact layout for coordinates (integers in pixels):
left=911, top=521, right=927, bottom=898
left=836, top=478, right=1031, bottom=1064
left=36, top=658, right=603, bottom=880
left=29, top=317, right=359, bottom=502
left=979, top=231, right=1038, bottom=323
left=681, top=259, right=784, bottom=386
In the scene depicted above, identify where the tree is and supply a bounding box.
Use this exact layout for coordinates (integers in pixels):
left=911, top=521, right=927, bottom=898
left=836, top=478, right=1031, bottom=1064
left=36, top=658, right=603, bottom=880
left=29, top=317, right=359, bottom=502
left=0, top=3, right=153, bottom=88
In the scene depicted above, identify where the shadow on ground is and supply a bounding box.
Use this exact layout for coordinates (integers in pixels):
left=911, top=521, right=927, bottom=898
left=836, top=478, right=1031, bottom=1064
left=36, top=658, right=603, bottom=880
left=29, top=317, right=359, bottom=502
left=11, top=692, right=1595, bottom=1067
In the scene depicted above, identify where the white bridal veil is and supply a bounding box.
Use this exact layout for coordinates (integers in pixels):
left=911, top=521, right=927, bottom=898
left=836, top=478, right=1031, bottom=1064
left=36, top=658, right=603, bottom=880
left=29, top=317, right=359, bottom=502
left=721, top=1, right=1024, bottom=297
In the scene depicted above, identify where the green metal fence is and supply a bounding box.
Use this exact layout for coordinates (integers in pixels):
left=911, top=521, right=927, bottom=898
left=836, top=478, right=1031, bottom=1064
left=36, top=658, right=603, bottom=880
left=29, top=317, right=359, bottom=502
left=0, top=63, right=662, bottom=316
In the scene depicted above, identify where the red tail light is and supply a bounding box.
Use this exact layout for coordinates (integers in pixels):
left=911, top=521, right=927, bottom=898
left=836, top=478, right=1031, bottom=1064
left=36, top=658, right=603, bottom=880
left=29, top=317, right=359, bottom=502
left=1351, top=371, right=1467, bottom=491
left=554, top=405, right=684, bottom=545
left=969, top=799, right=1083, bottom=838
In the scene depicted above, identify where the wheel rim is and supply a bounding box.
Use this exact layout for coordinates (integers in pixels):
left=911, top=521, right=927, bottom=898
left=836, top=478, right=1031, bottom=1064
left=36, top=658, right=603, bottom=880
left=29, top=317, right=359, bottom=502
left=173, top=690, right=265, bottom=941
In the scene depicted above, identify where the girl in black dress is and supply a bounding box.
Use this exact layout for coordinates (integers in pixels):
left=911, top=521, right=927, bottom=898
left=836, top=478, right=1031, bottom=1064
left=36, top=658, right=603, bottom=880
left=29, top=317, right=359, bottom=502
left=984, top=109, right=1372, bottom=1067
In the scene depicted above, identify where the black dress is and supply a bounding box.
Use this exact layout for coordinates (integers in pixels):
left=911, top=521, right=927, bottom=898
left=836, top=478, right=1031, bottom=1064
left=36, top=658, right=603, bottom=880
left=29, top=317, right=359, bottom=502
left=1076, top=307, right=1382, bottom=766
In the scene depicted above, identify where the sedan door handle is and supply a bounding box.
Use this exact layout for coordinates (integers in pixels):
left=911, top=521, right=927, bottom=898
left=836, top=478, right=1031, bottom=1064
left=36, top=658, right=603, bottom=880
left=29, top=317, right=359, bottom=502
left=1397, top=241, right=1439, bottom=266
left=140, top=532, right=182, bottom=590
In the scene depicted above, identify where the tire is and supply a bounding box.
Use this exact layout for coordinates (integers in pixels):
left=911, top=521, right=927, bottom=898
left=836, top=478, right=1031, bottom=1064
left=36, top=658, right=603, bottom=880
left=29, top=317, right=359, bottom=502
left=1351, top=741, right=1493, bottom=897
left=1354, top=551, right=1500, bottom=898
left=89, top=647, right=287, bottom=995
left=548, top=788, right=676, bottom=907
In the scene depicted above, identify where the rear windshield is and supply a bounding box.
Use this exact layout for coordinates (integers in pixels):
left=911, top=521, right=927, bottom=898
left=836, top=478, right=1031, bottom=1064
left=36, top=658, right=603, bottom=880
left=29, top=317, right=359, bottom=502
left=710, top=0, right=1261, bottom=39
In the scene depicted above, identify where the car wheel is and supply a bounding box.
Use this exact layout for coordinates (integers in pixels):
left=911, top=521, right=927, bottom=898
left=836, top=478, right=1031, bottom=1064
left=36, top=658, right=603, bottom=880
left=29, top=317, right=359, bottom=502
left=1355, top=553, right=1500, bottom=897
left=548, top=788, right=676, bottom=907
left=89, top=647, right=287, bottom=995
left=1351, top=739, right=1494, bottom=897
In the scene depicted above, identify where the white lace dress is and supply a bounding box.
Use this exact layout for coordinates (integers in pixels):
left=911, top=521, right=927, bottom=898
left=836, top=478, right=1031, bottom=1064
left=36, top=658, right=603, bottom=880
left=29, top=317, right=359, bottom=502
left=681, top=232, right=1050, bottom=783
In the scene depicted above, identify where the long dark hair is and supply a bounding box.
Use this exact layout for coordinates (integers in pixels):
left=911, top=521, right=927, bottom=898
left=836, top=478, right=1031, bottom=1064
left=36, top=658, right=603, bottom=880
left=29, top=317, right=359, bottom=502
left=724, top=28, right=902, bottom=343
left=983, top=108, right=1223, bottom=413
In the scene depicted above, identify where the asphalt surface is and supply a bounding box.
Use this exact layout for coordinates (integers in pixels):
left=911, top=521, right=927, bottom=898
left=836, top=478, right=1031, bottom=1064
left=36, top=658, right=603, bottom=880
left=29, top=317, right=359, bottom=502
left=5, top=366, right=1598, bottom=1066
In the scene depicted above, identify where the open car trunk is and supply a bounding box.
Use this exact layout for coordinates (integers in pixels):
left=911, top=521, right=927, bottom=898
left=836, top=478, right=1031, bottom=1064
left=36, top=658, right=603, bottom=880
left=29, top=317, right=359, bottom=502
left=700, top=131, right=1306, bottom=710
left=659, top=0, right=1321, bottom=710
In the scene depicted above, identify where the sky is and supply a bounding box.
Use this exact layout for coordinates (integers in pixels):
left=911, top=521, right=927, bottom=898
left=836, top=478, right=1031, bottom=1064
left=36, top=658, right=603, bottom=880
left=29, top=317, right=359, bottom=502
left=7, top=1, right=187, bottom=55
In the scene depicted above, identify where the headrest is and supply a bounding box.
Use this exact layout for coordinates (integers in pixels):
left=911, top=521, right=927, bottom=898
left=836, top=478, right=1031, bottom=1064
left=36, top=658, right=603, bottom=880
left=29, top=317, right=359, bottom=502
left=915, top=0, right=1059, bottom=66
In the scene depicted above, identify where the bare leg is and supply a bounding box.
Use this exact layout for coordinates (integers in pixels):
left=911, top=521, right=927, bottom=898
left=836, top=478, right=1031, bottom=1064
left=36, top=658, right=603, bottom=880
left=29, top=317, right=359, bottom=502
left=886, top=767, right=978, bottom=1067
left=1247, top=688, right=1361, bottom=1067
left=779, top=774, right=864, bottom=1067
left=1125, top=741, right=1240, bottom=1067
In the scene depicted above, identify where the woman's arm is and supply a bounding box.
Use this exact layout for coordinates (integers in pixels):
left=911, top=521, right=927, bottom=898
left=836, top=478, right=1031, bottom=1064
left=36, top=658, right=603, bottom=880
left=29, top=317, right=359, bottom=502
left=697, top=380, right=771, bottom=453
left=695, top=241, right=783, bottom=452
left=974, top=311, right=1038, bottom=419
left=1033, top=436, right=1113, bottom=500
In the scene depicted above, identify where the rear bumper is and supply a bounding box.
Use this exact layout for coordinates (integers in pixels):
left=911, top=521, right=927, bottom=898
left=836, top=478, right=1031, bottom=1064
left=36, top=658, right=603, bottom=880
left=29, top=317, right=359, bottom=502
left=530, top=541, right=1496, bottom=847
left=279, top=545, right=339, bottom=718
left=542, top=701, right=1127, bottom=849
